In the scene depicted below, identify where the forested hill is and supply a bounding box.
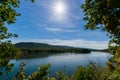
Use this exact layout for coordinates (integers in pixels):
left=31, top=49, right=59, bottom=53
left=15, top=42, right=108, bottom=54
left=15, top=42, right=73, bottom=49
left=15, top=42, right=91, bottom=54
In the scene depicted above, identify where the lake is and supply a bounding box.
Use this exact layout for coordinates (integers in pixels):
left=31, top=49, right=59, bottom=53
left=0, top=51, right=111, bottom=79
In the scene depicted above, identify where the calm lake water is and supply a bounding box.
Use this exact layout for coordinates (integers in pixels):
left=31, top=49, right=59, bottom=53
left=1, top=51, right=111, bottom=79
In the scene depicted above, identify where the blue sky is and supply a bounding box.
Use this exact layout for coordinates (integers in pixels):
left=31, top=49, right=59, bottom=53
left=8, top=0, right=109, bottom=49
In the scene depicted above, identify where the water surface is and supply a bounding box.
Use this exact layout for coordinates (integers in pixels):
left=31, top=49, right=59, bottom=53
left=1, top=51, right=111, bottom=79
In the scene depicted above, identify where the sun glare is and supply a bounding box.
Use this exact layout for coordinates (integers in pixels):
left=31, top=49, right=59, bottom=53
left=51, top=1, right=68, bottom=21
left=53, top=1, right=66, bottom=15
left=55, top=2, right=65, bottom=14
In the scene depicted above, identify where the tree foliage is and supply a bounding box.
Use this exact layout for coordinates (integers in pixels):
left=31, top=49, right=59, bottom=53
left=12, top=63, right=120, bottom=80
left=81, top=0, right=120, bottom=71
left=0, top=0, right=20, bottom=76
left=0, top=0, right=34, bottom=40
left=1, top=0, right=120, bottom=79
left=0, top=0, right=34, bottom=76
left=13, top=62, right=51, bottom=80
left=81, top=0, right=120, bottom=34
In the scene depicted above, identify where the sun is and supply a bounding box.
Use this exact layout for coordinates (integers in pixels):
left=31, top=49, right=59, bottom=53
left=53, top=1, right=66, bottom=15
left=55, top=2, right=65, bottom=14
left=51, top=1, right=67, bottom=21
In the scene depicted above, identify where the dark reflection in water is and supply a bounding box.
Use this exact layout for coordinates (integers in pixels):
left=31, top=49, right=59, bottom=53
left=0, top=51, right=111, bottom=79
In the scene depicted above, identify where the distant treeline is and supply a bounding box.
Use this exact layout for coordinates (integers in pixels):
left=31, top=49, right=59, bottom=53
left=15, top=42, right=91, bottom=56
left=14, top=42, right=110, bottom=57
left=20, top=48, right=91, bottom=55
left=91, top=49, right=109, bottom=52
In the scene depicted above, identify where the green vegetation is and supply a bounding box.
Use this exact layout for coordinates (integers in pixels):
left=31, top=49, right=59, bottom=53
left=12, top=62, right=120, bottom=80
left=15, top=42, right=91, bottom=56
left=0, top=0, right=33, bottom=77
left=81, top=0, right=120, bottom=79
left=21, top=48, right=90, bottom=53
left=82, top=0, right=120, bottom=71
left=0, top=0, right=21, bottom=76
left=0, top=0, right=120, bottom=80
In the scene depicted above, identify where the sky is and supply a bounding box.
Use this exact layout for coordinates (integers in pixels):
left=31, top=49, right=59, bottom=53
left=8, top=0, right=109, bottom=49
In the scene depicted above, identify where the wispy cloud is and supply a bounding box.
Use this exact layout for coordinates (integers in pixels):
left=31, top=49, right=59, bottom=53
left=45, top=27, right=80, bottom=33
left=13, top=39, right=108, bottom=49
left=9, top=0, right=109, bottom=51
left=45, top=27, right=62, bottom=32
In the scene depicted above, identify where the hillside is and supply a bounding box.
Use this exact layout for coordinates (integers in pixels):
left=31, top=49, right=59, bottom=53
left=15, top=42, right=91, bottom=54
left=15, top=42, right=73, bottom=49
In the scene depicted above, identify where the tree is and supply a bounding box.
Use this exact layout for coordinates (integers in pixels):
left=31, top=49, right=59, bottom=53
left=0, top=0, right=34, bottom=76
left=81, top=0, right=120, bottom=70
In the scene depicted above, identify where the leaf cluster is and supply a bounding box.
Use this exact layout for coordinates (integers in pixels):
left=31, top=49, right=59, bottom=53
left=82, top=0, right=120, bottom=35
left=81, top=0, right=120, bottom=71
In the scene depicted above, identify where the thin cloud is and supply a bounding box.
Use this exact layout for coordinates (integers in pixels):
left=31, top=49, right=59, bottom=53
left=45, top=27, right=62, bottom=32
left=36, top=22, right=82, bottom=33
left=45, top=27, right=80, bottom=33
left=64, top=29, right=80, bottom=32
